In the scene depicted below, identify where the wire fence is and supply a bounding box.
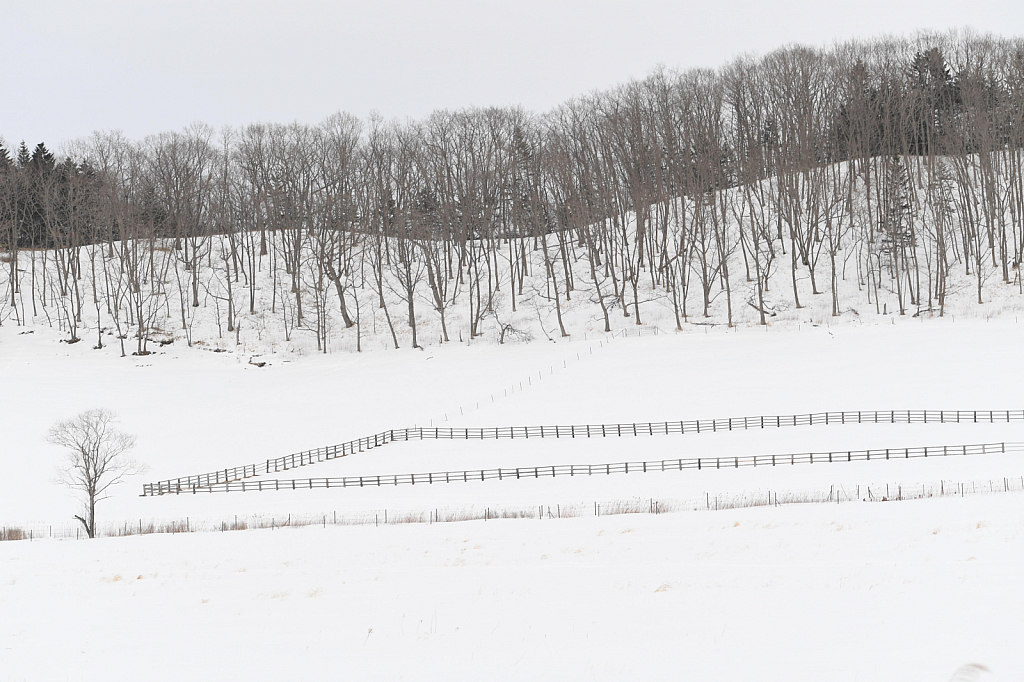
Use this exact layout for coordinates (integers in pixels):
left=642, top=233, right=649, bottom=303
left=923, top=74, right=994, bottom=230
left=142, top=409, right=1024, bottom=496
left=10, top=472, right=1024, bottom=542
left=612, top=326, right=662, bottom=339
left=152, top=441, right=1019, bottom=494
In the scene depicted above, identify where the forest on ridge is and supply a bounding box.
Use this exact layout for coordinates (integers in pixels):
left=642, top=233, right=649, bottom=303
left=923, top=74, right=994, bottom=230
left=2, top=29, right=1024, bottom=354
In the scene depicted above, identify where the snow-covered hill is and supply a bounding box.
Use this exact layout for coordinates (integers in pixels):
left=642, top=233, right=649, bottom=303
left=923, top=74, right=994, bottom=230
left=4, top=177, right=1024, bottom=678
left=3, top=156, right=1024, bottom=359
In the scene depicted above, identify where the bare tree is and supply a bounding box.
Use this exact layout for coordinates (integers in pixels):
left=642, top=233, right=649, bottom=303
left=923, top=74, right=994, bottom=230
left=3, top=29, right=1024, bottom=351
left=48, top=409, right=145, bottom=538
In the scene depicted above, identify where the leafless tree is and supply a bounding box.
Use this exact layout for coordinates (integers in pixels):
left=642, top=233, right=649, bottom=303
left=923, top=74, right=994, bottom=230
left=48, top=409, right=145, bottom=539
left=2, top=30, right=1024, bottom=350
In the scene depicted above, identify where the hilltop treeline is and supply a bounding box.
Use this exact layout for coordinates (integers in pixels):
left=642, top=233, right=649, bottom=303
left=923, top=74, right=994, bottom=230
left=1, top=30, right=1023, bottom=352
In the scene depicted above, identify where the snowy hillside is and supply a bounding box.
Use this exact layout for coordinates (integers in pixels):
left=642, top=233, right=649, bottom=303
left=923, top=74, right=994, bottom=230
left=6, top=24, right=1024, bottom=682
left=4, top=290, right=1024, bottom=681
left=5, top=161, right=1024, bottom=682
left=4, top=150, right=1024, bottom=361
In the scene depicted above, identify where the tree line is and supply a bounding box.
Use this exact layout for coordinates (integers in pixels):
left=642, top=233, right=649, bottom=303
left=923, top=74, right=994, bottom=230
left=2, top=29, right=1023, bottom=353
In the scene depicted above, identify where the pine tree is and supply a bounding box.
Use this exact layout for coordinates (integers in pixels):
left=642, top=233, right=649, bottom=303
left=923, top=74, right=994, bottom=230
left=30, top=143, right=56, bottom=173
left=16, top=141, right=30, bottom=168
left=910, top=47, right=960, bottom=154
left=15, top=142, right=58, bottom=248
left=882, top=153, right=915, bottom=255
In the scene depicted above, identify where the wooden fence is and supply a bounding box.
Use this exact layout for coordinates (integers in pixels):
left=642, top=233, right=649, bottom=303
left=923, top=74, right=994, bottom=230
left=152, top=441, right=1021, bottom=494
left=141, top=409, right=1024, bottom=496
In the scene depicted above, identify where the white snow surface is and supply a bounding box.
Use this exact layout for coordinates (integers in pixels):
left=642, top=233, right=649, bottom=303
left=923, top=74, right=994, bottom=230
left=2, top=317, right=1024, bottom=679
left=2, top=496, right=1021, bottom=681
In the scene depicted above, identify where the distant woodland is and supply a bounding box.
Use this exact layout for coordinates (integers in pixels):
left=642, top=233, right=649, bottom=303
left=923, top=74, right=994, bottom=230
left=2, top=30, right=1024, bottom=353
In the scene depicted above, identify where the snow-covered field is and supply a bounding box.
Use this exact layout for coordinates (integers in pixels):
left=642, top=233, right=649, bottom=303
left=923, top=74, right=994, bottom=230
left=2, top=495, right=1021, bottom=681
left=3, top=317, right=1024, bottom=680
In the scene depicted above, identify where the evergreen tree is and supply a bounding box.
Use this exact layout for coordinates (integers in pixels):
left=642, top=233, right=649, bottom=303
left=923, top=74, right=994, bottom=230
left=16, top=141, right=30, bottom=168
left=16, top=143, right=60, bottom=247
left=910, top=47, right=961, bottom=154
left=882, top=154, right=916, bottom=256
left=30, top=142, right=56, bottom=173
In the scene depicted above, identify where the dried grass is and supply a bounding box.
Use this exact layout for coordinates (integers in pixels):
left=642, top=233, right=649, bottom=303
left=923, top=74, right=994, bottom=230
left=5, top=476, right=1022, bottom=542
left=0, top=527, right=28, bottom=541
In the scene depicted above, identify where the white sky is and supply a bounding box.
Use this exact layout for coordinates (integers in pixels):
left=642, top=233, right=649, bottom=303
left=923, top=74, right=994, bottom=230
left=2, top=0, right=1022, bottom=150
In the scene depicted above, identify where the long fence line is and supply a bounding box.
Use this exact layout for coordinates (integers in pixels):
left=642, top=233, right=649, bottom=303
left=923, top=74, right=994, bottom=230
left=12, top=472, right=1024, bottom=542
left=142, top=331, right=665, bottom=496
left=142, top=409, right=1024, bottom=496
left=151, top=441, right=1020, bottom=495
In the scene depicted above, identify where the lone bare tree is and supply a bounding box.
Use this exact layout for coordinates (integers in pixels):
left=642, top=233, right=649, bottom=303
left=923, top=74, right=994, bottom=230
left=48, top=409, right=145, bottom=538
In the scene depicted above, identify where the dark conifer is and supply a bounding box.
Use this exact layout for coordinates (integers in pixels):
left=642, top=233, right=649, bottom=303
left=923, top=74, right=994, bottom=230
left=16, top=141, right=30, bottom=167
left=30, top=142, right=56, bottom=173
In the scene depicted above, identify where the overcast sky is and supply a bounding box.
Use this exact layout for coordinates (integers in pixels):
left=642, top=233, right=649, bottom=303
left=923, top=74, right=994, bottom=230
left=2, top=0, right=1022, bottom=151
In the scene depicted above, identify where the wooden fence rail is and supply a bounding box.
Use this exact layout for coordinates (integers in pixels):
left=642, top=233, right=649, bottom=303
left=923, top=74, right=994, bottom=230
left=148, top=441, right=1022, bottom=495
left=141, top=410, right=1024, bottom=496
